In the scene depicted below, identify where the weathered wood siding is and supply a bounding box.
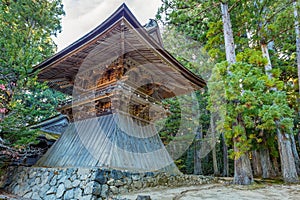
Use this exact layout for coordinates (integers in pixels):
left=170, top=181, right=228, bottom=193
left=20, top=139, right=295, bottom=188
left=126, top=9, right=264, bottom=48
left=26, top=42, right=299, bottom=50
left=36, top=114, right=177, bottom=172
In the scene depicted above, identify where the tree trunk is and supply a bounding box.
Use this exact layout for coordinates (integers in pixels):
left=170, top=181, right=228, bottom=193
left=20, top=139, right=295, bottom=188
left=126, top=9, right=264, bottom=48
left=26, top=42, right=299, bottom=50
left=212, top=146, right=219, bottom=176
left=252, top=150, right=262, bottom=177
left=272, top=156, right=280, bottom=177
left=212, top=145, right=220, bottom=176
left=294, top=0, right=300, bottom=95
left=211, top=116, right=219, bottom=176
left=259, top=148, right=276, bottom=178
left=186, top=145, right=193, bottom=174
left=222, top=133, right=229, bottom=177
left=233, top=144, right=253, bottom=185
left=261, top=43, right=273, bottom=78
left=221, top=2, right=236, bottom=64
left=276, top=125, right=299, bottom=183
left=298, top=131, right=300, bottom=152
left=260, top=32, right=298, bottom=183
left=194, top=126, right=203, bottom=175
left=290, top=133, right=300, bottom=175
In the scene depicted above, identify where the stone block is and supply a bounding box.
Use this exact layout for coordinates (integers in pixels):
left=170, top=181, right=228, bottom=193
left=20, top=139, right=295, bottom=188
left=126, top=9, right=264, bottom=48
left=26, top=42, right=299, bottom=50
left=115, top=179, right=126, bottom=186
left=23, top=191, right=33, bottom=199
left=45, top=194, right=57, bottom=200
left=31, top=192, right=40, bottom=200
left=110, top=186, right=119, bottom=194
left=12, top=184, right=20, bottom=194
left=125, top=177, right=133, bottom=185
left=35, top=177, right=41, bottom=185
left=29, top=171, right=37, bottom=179
left=74, top=188, right=83, bottom=199
left=94, top=171, right=108, bottom=184
left=80, top=180, right=87, bottom=187
left=72, top=179, right=81, bottom=187
left=132, top=181, right=142, bottom=189
left=46, top=186, right=57, bottom=195
left=31, top=185, right=40, bottom=193
left=18, top=186, right=31, bottom=196
left=56, top=183, right=65, bottom=198
left=66, top=168, right=74, bottom=175
left=64, top=179, right=72, bottom=189
left=64, top=189, right=74, bottom=200
left=132, top=174, right=140, bottom=181
left=84, top=181, right=94, bottom=195
left=81, top=194, right=93, bottom=200
left=107, top=178, right=115, bottom=186
left=77, top=168, right=90, bottom=177
left=49, top=176, right=57, bottom=186
left=48, top=171, right=54, bottom=181
left=39, top=184, right=50, bottom=197
left=136, top=195, right=152, bottom=200
left=92, top=182, right=101, bottom=196
left=41, top=172, right=50, bottom=186
left=59, top=175, right=67, bottom=184
left=101, top=184, right=108, bottom=198
left=111, top=169, right=123, bottom=179
left=118, top=186, right=129, bottom=194
left=70, top=174, right=78, bottom=181
left=80, top=174, right=88, bottom=180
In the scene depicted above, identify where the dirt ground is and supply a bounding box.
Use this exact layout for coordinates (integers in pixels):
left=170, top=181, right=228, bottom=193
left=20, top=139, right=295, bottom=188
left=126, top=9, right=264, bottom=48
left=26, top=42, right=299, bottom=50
left=121, top=183, right=300, bottom=200
left=1, top=181, right=300, bottom=199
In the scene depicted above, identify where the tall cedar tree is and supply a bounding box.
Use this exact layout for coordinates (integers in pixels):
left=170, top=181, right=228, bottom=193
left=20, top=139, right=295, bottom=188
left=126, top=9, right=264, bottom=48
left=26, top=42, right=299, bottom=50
left=157, top=0, right=299, bottom=183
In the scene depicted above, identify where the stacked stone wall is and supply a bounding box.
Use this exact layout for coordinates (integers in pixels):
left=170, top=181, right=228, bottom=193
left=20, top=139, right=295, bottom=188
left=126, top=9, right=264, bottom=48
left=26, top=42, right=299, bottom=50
left=6, top=167, right=217, bottom=199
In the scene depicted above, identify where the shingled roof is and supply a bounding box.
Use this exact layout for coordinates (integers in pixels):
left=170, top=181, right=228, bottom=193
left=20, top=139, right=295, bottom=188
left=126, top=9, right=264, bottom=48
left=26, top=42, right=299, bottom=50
left=33, top=3, right=205, bottom=95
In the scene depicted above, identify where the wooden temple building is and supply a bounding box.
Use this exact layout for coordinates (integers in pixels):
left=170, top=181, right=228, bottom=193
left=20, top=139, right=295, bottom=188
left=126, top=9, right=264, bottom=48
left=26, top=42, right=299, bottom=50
left=34, top=4, right=205, bottom=173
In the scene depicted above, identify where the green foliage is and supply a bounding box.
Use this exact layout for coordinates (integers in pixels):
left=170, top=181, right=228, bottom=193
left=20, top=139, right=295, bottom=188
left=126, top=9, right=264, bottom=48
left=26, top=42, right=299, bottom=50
left=0, top=0, right=65, bottom=147
left=210, top=50, right=294, bottom=158
left=158, top=0, right=300, bottom=177
left=157, top=0, right=226, bottom=61
left=159, top=97, right=181, bottom=144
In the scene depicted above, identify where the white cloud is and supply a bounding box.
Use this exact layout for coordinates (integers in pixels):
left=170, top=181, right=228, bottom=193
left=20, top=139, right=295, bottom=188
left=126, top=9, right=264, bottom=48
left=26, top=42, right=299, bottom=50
left=54, top=0, right=162, bottom=51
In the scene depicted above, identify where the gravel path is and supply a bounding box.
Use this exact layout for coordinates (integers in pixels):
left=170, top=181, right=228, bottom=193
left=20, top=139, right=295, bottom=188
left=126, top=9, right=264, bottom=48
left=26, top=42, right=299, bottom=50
left=1, top=182, right=300, bottom=199
left=121, top=183, right=300, bottom=200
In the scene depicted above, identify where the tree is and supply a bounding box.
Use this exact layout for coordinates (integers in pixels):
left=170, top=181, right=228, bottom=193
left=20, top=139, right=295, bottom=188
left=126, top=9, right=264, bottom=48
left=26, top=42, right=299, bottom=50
left=213, top=49, right=295, bottom=182
left=220, top=1, right=254, bottom=185
left=294, top=0, right=300, bottom=158
left=157, top=0, right=300, bottom=183
left=295, top=1, right=300, bottom=95
left=249, top=0, right=299, bottom=182
left=157, top=0, right=248, bottom=182
left=0, top=0, right=65, bottom=146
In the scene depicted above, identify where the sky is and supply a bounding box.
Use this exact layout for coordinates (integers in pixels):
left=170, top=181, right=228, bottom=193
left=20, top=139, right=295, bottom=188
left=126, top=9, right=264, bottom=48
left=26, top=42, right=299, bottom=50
left=54, top=0, right=162, bottom=51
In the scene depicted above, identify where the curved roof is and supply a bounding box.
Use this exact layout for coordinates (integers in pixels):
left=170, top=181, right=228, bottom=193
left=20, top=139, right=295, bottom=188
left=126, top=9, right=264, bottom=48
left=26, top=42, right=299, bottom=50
left=33, top=3, right=206, bottom=95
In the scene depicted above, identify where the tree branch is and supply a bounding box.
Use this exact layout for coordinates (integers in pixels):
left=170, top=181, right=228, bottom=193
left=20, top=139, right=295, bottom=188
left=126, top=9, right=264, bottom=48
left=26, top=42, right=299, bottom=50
left=228, top=0, right=243, bottom=13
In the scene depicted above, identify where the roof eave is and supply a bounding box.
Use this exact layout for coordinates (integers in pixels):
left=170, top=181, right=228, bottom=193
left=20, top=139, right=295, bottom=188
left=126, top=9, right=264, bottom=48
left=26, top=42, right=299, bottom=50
left=33, top=3, right=140, bottom=73
left=33, top=3, right=206, bottom=88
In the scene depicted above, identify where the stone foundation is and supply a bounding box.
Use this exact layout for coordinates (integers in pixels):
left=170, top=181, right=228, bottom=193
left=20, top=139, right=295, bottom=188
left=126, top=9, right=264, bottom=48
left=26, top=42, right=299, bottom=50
left=6, top=167, right=217, bottom=199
